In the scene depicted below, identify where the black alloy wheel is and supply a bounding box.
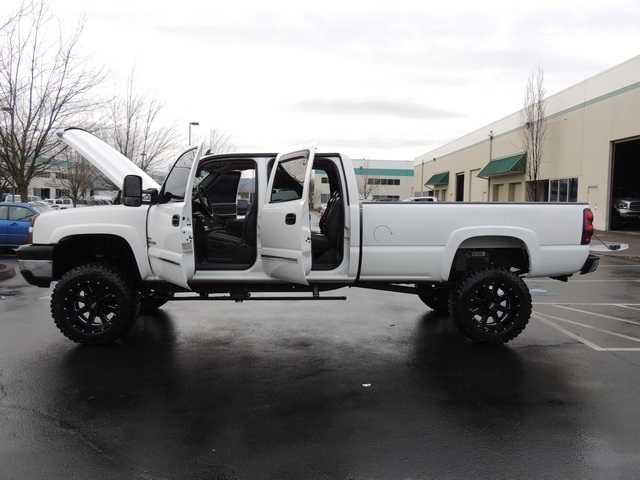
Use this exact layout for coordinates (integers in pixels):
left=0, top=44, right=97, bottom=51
left=449, top=267, right=532, bottom=345
left=51, top=263, right=140, bottom=345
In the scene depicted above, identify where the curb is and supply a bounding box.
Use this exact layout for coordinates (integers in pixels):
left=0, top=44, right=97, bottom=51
left=0, top=263, right=16, bottom=280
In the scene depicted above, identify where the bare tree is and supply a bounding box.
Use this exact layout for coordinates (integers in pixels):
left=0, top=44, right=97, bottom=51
left=0, top=0, right=29, bottom=32
left=103, top=67, right=181, bottom=172
left=356, top=158, right=382, bottom=200
left=519, top=63, right=548, bottom=201
left=53, top=149, right=96, bottom=206
left=0, top=0, right=105, bottom=202
left=204, top=127, right=236, bottom=154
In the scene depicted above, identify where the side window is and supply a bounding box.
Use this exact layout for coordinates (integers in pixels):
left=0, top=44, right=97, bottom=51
left=0, top=205, right=8, bottom=220
left=9, top=206, right=34, bottom=222
left=270, top=157, right=307, bottom=203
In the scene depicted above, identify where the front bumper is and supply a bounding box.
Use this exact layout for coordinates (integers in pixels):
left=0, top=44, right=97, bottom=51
left=580, top=254, right=599, bottom=275
left=615, top=209, right=640, bottom=219
left=17, top=244, right=54, bottom=287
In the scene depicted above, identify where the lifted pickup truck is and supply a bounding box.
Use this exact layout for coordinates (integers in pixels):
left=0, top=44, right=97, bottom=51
left=18, top=128, right=598, bottom=346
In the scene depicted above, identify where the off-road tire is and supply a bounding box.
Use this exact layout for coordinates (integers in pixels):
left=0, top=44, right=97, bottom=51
left=51, top=263, right=140, bottom=345
left=449, top=267, right=531, bottom=345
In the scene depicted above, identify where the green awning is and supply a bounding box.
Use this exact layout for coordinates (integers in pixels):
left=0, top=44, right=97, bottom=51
left=477, top=153, right=526, bottom=178
left=425, top=171, right=449, bottom=186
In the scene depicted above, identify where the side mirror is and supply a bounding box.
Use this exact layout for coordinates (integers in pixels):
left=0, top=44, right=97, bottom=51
left=122, top=175, right=142, bottom=207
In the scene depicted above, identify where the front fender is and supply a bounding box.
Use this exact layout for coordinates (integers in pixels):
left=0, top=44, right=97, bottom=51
left=33, top=206, right=152, bottom=280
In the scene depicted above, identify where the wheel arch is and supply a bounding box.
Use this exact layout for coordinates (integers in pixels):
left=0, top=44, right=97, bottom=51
left=441, top=227, right=540, bottom=281
left=52, top=234, right=149, bottom=284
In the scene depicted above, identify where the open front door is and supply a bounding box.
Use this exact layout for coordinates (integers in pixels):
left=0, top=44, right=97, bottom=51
left=147, top=143, right=205, bottom=289
left=260, top=144, right=316, bottom=285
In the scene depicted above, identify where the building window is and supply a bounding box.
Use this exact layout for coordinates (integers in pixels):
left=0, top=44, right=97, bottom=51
left=367, top=178, right=400, bottom=186
left=33, top=188, right=51, bottom=199
left=549, top=178, right=578, bottom=202
left=372, top=195, right=400, bottom=201
left=321, top=177, right=329, bottom=184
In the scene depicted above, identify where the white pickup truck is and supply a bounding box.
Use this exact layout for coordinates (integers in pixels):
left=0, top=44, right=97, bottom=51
left=18, top=128, right=598, bottom=346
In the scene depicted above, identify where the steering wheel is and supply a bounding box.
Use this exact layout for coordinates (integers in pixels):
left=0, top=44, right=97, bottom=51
left=197, top=185, right=213, bottom=216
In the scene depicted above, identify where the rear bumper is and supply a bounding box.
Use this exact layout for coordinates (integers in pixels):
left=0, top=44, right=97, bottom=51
left=17, top=244, right=54, bottom=287
left=580, top=254, right=599, bottom=275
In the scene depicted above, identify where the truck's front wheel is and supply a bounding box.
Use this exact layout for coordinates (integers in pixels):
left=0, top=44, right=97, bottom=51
left=449, top=267, right=531, bottom=345
left=51, top=264, right=140, bottom=345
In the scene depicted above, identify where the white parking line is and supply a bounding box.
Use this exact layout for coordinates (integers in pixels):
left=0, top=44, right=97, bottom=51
left=551, top=305, right=640, bottom=327
left=533, top=312, right=640, bottom=351
left=616, top=304, right=640, bottom=312
left=530, top=279, right=640, bottom=283
left=533, top=302, right=640, bottom=306
left=592, top=264, right=640, bottom=267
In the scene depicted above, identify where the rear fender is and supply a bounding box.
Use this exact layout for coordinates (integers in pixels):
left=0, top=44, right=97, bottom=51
left=441, top=227, right=539, bottom=281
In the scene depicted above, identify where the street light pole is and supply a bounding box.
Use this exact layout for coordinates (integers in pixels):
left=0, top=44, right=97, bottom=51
left=188, top=121, right=199, bottom=144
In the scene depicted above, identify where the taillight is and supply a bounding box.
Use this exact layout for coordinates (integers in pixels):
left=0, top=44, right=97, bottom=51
left=28, top=214, right=39, bottom=244
left=581, top=208, right=594, bottom=245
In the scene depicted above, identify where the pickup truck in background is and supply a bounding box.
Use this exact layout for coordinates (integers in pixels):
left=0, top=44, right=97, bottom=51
left=610, top=188, right=640, bottom=229
left=18, top=128, right=598, bottom=347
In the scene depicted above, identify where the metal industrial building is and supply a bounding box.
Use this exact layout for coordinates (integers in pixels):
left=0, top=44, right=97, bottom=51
left=414, top=55, right=640, bottom=231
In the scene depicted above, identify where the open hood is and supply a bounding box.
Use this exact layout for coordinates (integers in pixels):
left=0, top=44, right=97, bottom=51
left=56, top=128, right=160, bottom=191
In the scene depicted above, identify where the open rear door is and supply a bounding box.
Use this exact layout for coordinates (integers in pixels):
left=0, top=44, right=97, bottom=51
left=259, top=144, right=316, bottom=285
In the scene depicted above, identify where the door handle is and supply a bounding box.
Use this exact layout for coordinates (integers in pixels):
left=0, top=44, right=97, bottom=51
left=172, top=215, right=180, bottom=227
left=285, top=213, right=296, bottom=225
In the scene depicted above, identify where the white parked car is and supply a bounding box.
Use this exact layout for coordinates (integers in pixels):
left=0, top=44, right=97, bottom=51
left=44, top=198, right=73, bottom=209
left=402, top=196, right=438, bottom=202
left=3, top=194, right=42, bottom=203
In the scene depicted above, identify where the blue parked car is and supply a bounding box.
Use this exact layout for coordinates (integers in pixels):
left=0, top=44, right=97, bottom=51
left=0, top=202, right=52, bottom=248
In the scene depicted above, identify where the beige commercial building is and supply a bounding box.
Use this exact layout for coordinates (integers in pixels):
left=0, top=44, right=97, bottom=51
left=315, top=158, right=414, bottom=205
left=414, top=55, right=640, bottom=231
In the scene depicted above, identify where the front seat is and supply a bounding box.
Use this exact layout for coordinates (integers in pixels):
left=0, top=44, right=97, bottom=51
left=205, top=204, right=257, bottom=265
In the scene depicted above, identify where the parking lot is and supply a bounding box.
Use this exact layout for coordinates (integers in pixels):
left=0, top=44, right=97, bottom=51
left=1, top=238, right=640, bottom=479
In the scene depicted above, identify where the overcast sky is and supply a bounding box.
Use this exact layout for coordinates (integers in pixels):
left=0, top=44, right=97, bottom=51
left=7, top=0, right=640, bottom=160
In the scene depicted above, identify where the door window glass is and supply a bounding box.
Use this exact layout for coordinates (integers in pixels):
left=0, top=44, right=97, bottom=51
left=270, top=157, right=307, bottom=203
left=162, top=148, right=197, bottom=203
left=9, top=206, right=34, bottom=222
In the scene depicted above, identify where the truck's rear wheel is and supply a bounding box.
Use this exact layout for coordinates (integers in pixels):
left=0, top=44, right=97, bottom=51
left=449, top=267, right=531, bottom=345
left=51, top=263, right=140, bottom=345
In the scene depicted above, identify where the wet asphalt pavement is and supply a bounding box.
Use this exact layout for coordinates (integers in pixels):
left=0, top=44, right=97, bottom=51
left=2, top=251, right=640, bottom=479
